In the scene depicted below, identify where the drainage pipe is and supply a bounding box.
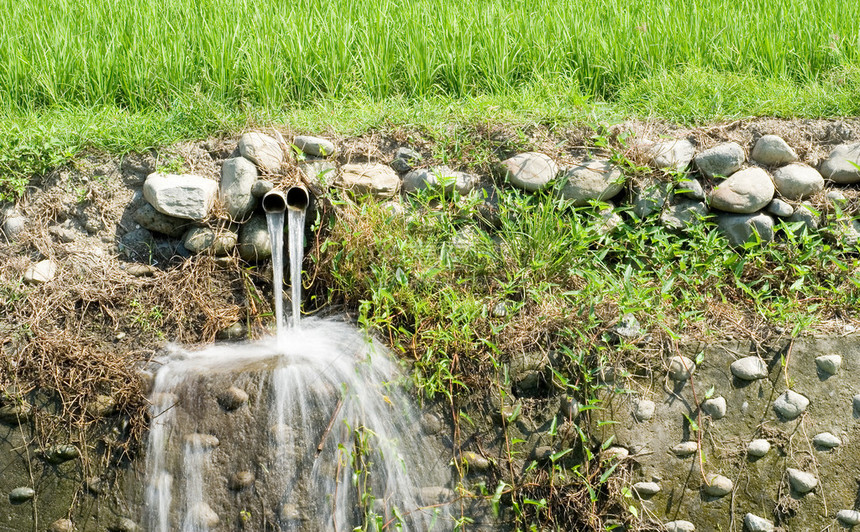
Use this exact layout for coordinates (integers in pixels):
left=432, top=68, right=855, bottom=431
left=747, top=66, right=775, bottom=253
left=285, top=185, right=310, bottom=212
left=261, top=190, right=287, bottom=214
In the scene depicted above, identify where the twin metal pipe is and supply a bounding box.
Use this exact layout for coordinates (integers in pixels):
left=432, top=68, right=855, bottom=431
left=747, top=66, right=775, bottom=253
left=261, top=186, right=310, bottom=214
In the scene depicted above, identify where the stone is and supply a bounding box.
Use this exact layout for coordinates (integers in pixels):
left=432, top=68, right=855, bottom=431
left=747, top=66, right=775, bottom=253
left=633, top=399, right=656, bottom=421
left=251, top=179, right=274, bottom=198
left=731, top=356, right=769, bottom=381
left=132, top=203, right=188, bottom=237
left=717, top=212, right=775, bottom=247
left=560, top=396, right=580, bottom=419
left=48, top=518, right=75, bottom=532
left=596, top=204, right=623, bottom=235
left=402, top=166, right=478, bottom=196
left=709, top=167, right=775, bottom=213
left=677, top=177, right=705, bottom=200
left=766, top=199, right=794, bottom=218
left=189, top=502, right=219, bottom=527
left=667, top=355, right=695, bottom=381
left=216, top=322, right=245, bottom=340
left=212, top=230, right=238, bottom=255
left=86, top=395, right=117, bottom=417
left=143, top=173, right=218, bottom=221
left=826, top=189, right=847, bottom=204
left=8, top=487, right=35, bottom=503
left=184, top=433, right=220, bottom=449
left=665, top=520, right=695, bottom=532
left=2, top=211, right=27, bottom=240
left=220, top=157, right=258, bottom=220
left=43, top=444, right=79, bottom=464
left=650, top=139, right=696, bottom=172
left=773, top=390, right=809, bottom=420
left=744, top=513, right=774, bottom=532
left=703, top=474, right=733, bottom=497
left=854, top=394, right=860, bottom=414
left=787, top=203, right=819, bottom=232
left=125, top=263, right=158, bottom=277
left=633, top=179, right=673, bottom=218
left=751, top=135, right=798, bottom=166
left=229, top=471, right=255, bottom=490
left=182, top=227, right=215, bottom=253
left=501, top=152, right=558, bottom=192
left=613, top=313, right=642, bottom=339
left=217, top=386, right=249, bottom=410
left=0, top=402, right=33, bottom=423
left=558, top=160, right=625, bottom=206
left=813, top=432, right=841, bottom=449
left=293, top=135, right=336, bottom=158
left=237, top=215, right=271, bottom=262
left=815, top=354, right=842, bottom=375
left=837, top=510, right=860, bottom=526
left=462, top=451, right=491, bottom=471
left=49, top=226, right=78, bottom=243
left=702, top=397, right=727, bottom=419
left=391, top=147, right=422, bottom=173
left=772, top=164, right=824, bottom=200
left=23, top=259, right=57, bottom=284
left=820, top=143, right=860, bottom=183
left=601, top=446, right=629, bottom=462
left=491, top=301, right=507, bottom=318
left=787, top=468, right=818, bottom=494
left=748, top=439, right=771, bottom=457
left=475, top=186, right=502, bottom=228
left=336, top=163, right=401, bottom=198
left=632, top=481, right=661, bottom=497
left=672, top=441, right=699, bottom=457
left=119, top=228, right=155, bottom=262
left=828, top=217, right=860, bottom=247
left=660, top=200, right=708, bottom=232
left=108, top=518, right=141, bottom=532
left=299, top=160, right=337, bottom=187
left=695, top=142, right=745, bottom=178
left=239, top=132, right=284, bottom=171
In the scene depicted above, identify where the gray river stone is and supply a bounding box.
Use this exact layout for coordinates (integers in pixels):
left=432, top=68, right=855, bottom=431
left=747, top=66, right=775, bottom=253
left=23, top=259, right=57, bottom=284
left=240, top=132, right=284, bottom=171
left=390, top=147, right=422, bottom=173
left=237, top=215, right=271, bottom=262
left=837, top=510, right=860, bottom=526
left=212, top=230, right=237, bottom=256
left=558, top=160, right=625, bottom=206
left=668, top=356, right=696, bottom=380
left=664, top=520, right=695, bottom=532
left=8, top=487, right=35, bottom=504
left=43, top=444, right=79, bottom=464
left=701, top=397, right=727, bottom=419
left=695, top=142, right=745, bottom=178
left=601, top=446, right=629, bottom=462
left=229, top=471, right=255, bottom=490
left=183, top=227, right=215, bottom=253
left=787, top=468, right=817, bottom=494
left=650, top=139, right=696, bottom=172
left=772, top=163, right=824, bottom=200
left=632, top=481, right=661, bottom=497
left=709, top=167, right=775, bottom=214
left=49, top=225, right=77, bottom=243
left=462, top=451, right=491, bottom=471
left=717, top=212, right=775, bottom=247
left=815, top=354, right=842, bottom=375
left=672, top=441, right=699, bottom=457
left=744, top=513, right=774, bottom=532
left=661, top=199, right=708, bottom=232
left=787, top=203, right=819, bottom=232
left=677, top=177, right=705, bottom=200
left=747, top=439, right=771, bottom=457
left=217, top=386, right=249, bottom=410
left=189, top=502, right=219, bottom=527
left=560, top=396, right=580, bottom=419
left=337, top=163, right=401, bottom=198
left=185, top=433, right=220, bottom=449
left=300, top=160, right=337, bottom=187
left=2, top=207, right=27, bottom=240
left=48, top=519, right=74, bottom=532
left=854, top=394, right=860, bottom=414
left=143, top=173, right=218, bottom=221
left=109, top=517, right=142, bottom=532
left=812, top=432, right=841, bottom=449
left=633, top=179, right=674, bottom=218
left=766, top=198, right=793, bottom=218
left=251, top=179, right=274, bottom=198
left=773, top=390, right=809, bottom=420
left=132, top=203, right=188, bottom=237
left=730, top=356, right=768, bottom=380
left=501, top=152, right=558, bottom=192
left=820, top=143, right=860, bottom=183
left=220, top=157, right=258, bottom=221
left=402, top=166, right=478, bottom=196
left=751, top=135, right=798, bottom=166
left=293, top=135, right=336, bottom=158
left=703, top=474, right=733, bottom=497
left=633, top=399, right=656, bottom=421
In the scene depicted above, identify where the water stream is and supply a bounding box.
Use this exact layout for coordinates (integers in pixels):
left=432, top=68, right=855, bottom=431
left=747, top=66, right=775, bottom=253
left=143, top=205, right=453, bottom=531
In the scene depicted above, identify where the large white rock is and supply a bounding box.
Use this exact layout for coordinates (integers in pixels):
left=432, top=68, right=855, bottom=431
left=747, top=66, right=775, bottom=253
left=665, top=520, right=695, bottom=532
left=703, top=474, right=733, bottom=497
left=744, top=513, right=774, bottom=532
left=771, top=163, right=824, bottom=200
left=731, top=356, right=768, bottom=380
left=747, top=439, right=771, bottom=457
left=751, top=135, right=798, bottom=166
left=239, top=132, right=284, bottom=172
left=293, top=135, right=336, bottom=158
left=143, top=174, right=218, bottom=221
left=717, top=213, right=775, bottom=247
left=220, top=157, right=258, bottom=220
left=650, top=139, right=696, bottom=172
left=558, top=161, right=624, bottom=206
left=710, top=167, right=775, bottom=213
left=695, top=142, right=745, bottom=178
left=336, top=163, right=401, bottom=198
left=773, top=390, right=809, bottom=420
left=501, top=152, right=558, bottom=191
left=837, top=510, right=860, bottom=526
left=820, top=143, right=860, bottom=183
left=786, top=468, right=817, bottom=494
left=23, top=260, right=57, bottom=284
left=668, top=355, right=695, bottom=380
left=402, top=166, right=478, bottom=196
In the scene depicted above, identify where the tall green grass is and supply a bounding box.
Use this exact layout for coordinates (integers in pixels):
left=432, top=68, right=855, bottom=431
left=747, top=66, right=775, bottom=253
left=2, top=0, right=858, bottom=111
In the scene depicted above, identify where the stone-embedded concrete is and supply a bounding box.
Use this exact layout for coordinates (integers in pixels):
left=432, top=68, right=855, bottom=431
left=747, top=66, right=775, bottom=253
left=594, top=335, right=860, bottom=531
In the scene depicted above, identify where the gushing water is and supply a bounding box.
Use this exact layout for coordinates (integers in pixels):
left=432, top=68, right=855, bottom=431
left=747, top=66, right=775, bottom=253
left=144, top=199, right=454, bottom=530
left=266, top=211, right=286, bottom=343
